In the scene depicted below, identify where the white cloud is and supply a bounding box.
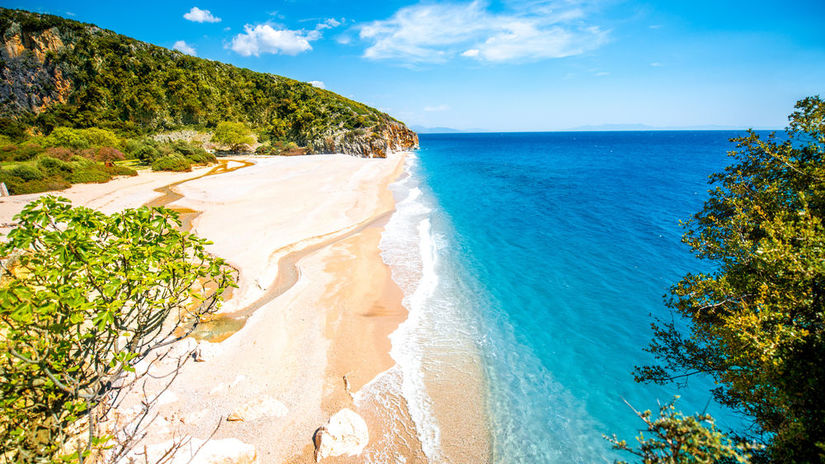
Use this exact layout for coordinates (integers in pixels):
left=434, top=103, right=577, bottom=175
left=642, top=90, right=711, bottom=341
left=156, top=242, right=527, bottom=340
left=229, top=24, right=319, bottom=56
left=358, top=0, right=608, bottom=63
left=650, top=61, right=663, bottom=67
left=228, top=17, right=341, bottom=57
left=184, top=7, right=221, bottom=23
left=173, top=40, right=197, bottom=56
left=309, top=80, right=326, bottom=89
left=316, top=18, right=342, bottom=30
left=425, top=104, right=450, bottom=112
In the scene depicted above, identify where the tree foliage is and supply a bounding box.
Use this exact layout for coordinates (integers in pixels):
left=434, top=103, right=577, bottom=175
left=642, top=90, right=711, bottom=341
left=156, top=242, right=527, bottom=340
left=212, top=122, right=254, bottom=150
left=606, top=398, right=758, bottom=464
left=634, top=97, right=825, bottom=462
left=0, top=197, right=234, bottom=462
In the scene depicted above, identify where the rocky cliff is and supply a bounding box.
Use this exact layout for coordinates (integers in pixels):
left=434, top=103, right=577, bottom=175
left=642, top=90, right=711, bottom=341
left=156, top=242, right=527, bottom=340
left=0, top=8, right=418, bottom=158
left=309, top=119, right=419, bottom=158
left=1, top=22, right=73, bottom=116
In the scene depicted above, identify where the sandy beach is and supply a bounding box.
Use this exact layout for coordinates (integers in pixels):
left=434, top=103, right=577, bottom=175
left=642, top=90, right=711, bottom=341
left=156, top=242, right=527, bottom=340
left=0, top=153, right=490, bottom=463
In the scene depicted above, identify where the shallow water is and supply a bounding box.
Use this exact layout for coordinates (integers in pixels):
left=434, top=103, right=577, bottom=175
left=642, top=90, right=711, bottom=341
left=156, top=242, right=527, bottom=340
left=387, top=132, right=761, bottom=463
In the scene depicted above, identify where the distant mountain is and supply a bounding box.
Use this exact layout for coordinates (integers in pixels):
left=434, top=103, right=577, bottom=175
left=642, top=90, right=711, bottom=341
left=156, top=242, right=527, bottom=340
left=566, top=123, right=762, bottom=131
left=410, top=125, right=494, bottom=134
left=0, top=8, right=417, bottom=157
left=410, top=125, right=463, bottom=134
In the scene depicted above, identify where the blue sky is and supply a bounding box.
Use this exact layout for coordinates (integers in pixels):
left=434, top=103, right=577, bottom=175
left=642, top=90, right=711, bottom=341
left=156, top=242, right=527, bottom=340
left=6, top=0, right=825, bottom=130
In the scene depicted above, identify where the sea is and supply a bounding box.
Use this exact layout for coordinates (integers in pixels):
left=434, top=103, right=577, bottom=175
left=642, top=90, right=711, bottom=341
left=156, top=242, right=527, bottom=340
left=377, top=131, right=764, bottom=463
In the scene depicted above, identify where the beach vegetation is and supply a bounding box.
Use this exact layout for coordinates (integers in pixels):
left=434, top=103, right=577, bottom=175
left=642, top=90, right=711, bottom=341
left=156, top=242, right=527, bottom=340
left=212, top=122, right=255, bottom=150
left=0, top=196, right=234, bottom=462
left=619, top=96, right=825, bottom=463
left=151, top=153, right=192, bottom=172
left=0, top=146, right=137, bottom=194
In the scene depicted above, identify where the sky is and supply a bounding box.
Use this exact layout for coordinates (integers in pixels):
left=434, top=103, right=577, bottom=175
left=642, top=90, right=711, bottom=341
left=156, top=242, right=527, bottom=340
left=5, top=0, right=825, bottom=131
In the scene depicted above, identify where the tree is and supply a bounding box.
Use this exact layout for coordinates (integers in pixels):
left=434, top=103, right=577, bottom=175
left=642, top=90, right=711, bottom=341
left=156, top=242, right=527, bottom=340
left=606, top=398, right=758, bottom=464
left=633, top=96, right=825, bottom=463
left=80, top=128, right=120, bottom=148
left=44, top=127, right=90, bottom=150
left=91, top=146, right=125, bottom=166
left=211, top=121, right=254, bottom=151
left=0, top=196, right=234, bottom=462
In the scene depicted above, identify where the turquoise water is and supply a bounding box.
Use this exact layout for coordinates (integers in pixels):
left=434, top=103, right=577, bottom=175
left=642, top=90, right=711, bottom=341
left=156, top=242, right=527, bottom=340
left=402, top=131, right=760, bottom=462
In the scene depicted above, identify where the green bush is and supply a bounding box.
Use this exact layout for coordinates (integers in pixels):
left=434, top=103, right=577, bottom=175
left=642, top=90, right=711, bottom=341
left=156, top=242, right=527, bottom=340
left=37, top=156, right=73, bottom=175
left=0, top=172, right=71, bottom=194
left=134, top=143, right=162, bottom=163
left=67, top=168, right=111, bottom=184
left=123, top=138, right=144, bottom=158
left=3, top=145, right=46, bottom=162
left=81, top=127, right=120, bottom=148
left=151, top=154, right=192, bottom=172
left=44, top=127, right=90, bottom=150
left=185, top=150, right=216, bottom=164
left=0, top=197, right=233, bottom=461
left=0, top=144, right=18, bottom=161
left=9, top=164, right=44, bottom=181
left=103, top=164, right=138, bottom=176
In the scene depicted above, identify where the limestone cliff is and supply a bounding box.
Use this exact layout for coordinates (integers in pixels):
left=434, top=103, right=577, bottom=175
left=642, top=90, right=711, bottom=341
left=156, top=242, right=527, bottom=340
left=309, top=119, right=419, bottom=158
left=1, top=22, right=73, bottom=116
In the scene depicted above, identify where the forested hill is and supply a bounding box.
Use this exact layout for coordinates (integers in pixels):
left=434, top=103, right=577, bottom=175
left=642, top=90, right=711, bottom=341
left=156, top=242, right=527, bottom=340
left=0, top=8, right=418, bottom=157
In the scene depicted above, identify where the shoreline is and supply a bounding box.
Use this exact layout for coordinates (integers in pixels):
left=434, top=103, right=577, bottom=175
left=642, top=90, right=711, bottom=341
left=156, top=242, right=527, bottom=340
left=0, top=153, right=492, bottom=463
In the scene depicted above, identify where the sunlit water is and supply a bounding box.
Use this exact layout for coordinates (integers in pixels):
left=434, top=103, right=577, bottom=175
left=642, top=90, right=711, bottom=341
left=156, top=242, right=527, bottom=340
left=382, top=131, right=761, bottom=463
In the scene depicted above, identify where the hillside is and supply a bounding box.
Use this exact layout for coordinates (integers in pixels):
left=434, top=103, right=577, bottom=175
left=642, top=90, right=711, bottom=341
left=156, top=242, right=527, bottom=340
left=0, top=8, right=417, bottom=157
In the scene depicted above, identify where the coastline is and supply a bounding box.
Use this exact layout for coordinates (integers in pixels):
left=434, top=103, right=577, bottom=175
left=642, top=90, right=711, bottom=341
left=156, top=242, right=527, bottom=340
left=0, top=153, right=492, bottom=463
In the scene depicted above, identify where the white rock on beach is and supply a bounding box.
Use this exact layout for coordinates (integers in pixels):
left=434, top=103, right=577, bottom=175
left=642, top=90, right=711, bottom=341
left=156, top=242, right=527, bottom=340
left=313, top=408, right=369, bottom=462
left=226, top=396, right=288, bottom=422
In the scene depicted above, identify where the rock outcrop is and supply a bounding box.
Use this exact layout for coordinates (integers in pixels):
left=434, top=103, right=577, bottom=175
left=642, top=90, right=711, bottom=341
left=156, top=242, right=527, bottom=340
left=1, top=21, right=73, bottom=117
left=313, top=408, right=369, bottom=462
left=308, top=119, right=419, bottom=158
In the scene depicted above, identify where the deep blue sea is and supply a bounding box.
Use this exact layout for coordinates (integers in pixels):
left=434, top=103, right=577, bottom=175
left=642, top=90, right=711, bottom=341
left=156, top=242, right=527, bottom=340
left=390, top=131, right=764, bottom=463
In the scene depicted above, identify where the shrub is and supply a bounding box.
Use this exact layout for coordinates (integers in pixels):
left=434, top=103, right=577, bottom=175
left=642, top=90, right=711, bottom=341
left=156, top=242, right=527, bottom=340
left=67, top=168, right=111, bottom=184
left=0, top=144, right=18, bottom=161
left=44, top=146, right=76, bottom=160
left=185, top=149, right=216, bottom=164
left=134, top=143, right=162, bottom=163
left=151, top=154, right=192, bottom=172
left=37, top=156, right=73, bottom=175
left=9, top=164, right=44, bottom=181
left=0, top=197, right=233, bottom=461
left=0, top=174, right=71, bottom=194
left=81, top=127, right=120, bottom=148
left=102, top=164, right=138, bottom=177
left=94, top=146, right=126, bottom=165
left=44, top=127, right=90, bottom=150
left=9, top=145, right=45, bottom=161
left=123, top=138, right=144, bottom=159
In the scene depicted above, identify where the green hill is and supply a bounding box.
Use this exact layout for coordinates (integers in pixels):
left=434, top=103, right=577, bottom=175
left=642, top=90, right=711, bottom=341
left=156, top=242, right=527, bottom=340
left=0, top=8, right=417, bottom=157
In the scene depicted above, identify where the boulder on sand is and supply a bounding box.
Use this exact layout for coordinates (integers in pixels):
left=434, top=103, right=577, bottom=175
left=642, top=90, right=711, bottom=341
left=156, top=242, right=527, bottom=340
left=313, top=408, right=369, bottom=462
